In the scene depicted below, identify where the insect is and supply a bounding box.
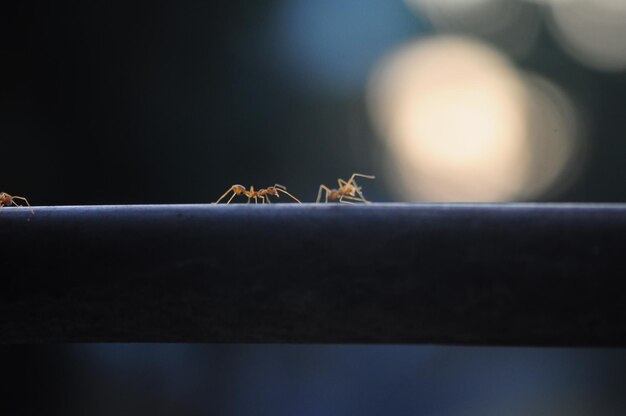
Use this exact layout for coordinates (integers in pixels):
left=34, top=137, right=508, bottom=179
left=316, top=173, right=375, bottom=204
left=214, top=184, right=301, bottom=204
left=255, top=185, right=301, bottom=204
left=0, top=192, right=31, bottom=208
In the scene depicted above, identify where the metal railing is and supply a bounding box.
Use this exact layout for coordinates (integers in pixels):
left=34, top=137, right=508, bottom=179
left=1, top=203, right=625, bottom=344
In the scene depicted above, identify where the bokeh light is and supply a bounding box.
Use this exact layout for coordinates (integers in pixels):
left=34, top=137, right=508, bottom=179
left=520, top=74, right=582, bottom=199
left=546, top=0, right=626, bottom=71
left=368, top=36, right=579, bottom=202
left=404, top=0, right=541, bottom=58
left=271, top=0, right=421, bottom=95
left=404, top=0, right=517, bottom=34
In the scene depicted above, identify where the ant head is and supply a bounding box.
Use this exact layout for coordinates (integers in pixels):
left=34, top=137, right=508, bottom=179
left=232, top=185, right=246, bottom=194
left=266, top=187, right=279, bottom=196
left=343, top=184, right=358, bottom=196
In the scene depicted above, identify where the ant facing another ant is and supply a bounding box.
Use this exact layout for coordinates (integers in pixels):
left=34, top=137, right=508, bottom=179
left=214, top=173, right=375, bottom=204
left=214, top=184, right=301, bottom=204
left=316, top=173, right=375, bottom=204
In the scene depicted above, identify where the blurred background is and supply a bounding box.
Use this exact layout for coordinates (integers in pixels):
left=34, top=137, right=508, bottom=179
left=3, top=0, right=626, bottom=414
left=4, top=345, right=626, bottom=415
left=4, top=0, right=626, bottom=204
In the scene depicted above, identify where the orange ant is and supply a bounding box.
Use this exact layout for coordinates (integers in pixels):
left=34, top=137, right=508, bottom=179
left=214, top=184, right=301, bottom=204
left=0, top=192, right=31, bottom=208
left=316, top=173, right=375, bottom=204
left=255, top=185, right=301, bottom=204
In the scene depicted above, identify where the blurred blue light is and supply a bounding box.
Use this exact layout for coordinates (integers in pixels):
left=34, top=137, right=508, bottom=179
left=272, top=0, right=424, bottom=94
left=75, top=344, right=612, bottom=415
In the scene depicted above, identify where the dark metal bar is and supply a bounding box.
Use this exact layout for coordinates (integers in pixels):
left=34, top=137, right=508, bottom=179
left=1, top=203, right=626, bottom=345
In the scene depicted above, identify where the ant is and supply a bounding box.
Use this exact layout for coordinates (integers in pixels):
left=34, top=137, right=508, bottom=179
left=256, top=185, right=301, bottom=204
left=0, top=192, right=31, bottom=208
left=214, top=184, right=301, bottom=204
left=316, top=173, right=375, bottom=204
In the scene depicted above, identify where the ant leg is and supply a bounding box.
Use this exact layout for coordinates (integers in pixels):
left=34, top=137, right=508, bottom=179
left=319, top=185, right=333, bottom=203
left=317, top=185, right=331, bottom=203
left=272, top=184, right=301, bottom=203
left=214, top=186, right=236, bottom=204
left=338, top=195, right=360, bottom=205
left=226, top=192, right=238, bottom=204
left=338, top=177, right=362, bottom=195
left=341, top=194, right=366, bottom=202
left=316, top=185, right=324, bottom=203
left=11, top=197, right=34, bottom=214
left=347, top=173, right=375, bottom=185
left=354, top=186, right=370, bottom=204
left=339, top=195, right=366, bottom=204
left=276, top=189, right=301, bottom=203
left=346, top=174, right=374, bottom=200
left=341, top=177, right=370, bottom=203
left=12, top=196, right=30, bottom=206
